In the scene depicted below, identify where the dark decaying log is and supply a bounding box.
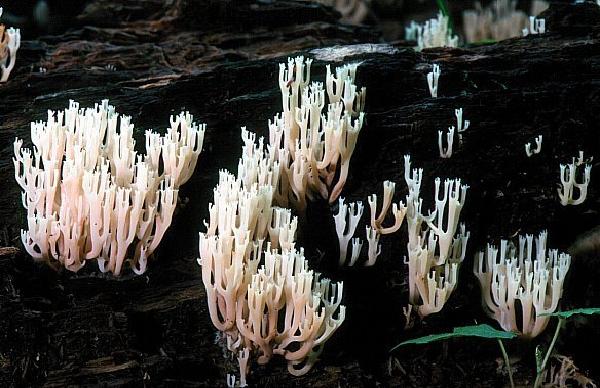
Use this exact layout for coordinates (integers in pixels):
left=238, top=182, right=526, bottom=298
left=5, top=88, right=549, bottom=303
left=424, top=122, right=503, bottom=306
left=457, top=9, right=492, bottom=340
left=1, top=1, right=600, bottom=386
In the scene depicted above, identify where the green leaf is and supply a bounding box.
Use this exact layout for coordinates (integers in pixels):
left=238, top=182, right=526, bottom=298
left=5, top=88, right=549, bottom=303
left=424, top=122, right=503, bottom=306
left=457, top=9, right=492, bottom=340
left=452, top=325, right=516, bottom=338
left=540, top=308, right=600, bottom=319
left=469, top=39, right=498, bottom=46
left=390, top=324, right=516, bottom=352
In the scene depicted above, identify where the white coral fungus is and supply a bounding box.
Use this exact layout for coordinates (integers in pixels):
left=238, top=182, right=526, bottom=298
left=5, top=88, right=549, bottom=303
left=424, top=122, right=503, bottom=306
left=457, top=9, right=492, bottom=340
left=14, top=100, right=204, bottom=275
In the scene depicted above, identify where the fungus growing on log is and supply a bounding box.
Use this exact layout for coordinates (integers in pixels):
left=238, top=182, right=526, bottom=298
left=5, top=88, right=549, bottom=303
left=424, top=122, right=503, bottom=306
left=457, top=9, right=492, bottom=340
left=474, top=231, right=571, bottom=338
left=14, top=100, right=205, bottom=275
left=0, top=7, right=21, bottom=82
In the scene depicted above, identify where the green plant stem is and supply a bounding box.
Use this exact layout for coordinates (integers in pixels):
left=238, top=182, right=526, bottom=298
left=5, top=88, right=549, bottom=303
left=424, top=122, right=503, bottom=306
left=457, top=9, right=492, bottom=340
left=435, top=0, right=454, bottom=34
left=496, top=339, right=514, bottom=388
left=436, top=0, right=449, bottom=16
left=534, top=318, right=564, bottom=388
